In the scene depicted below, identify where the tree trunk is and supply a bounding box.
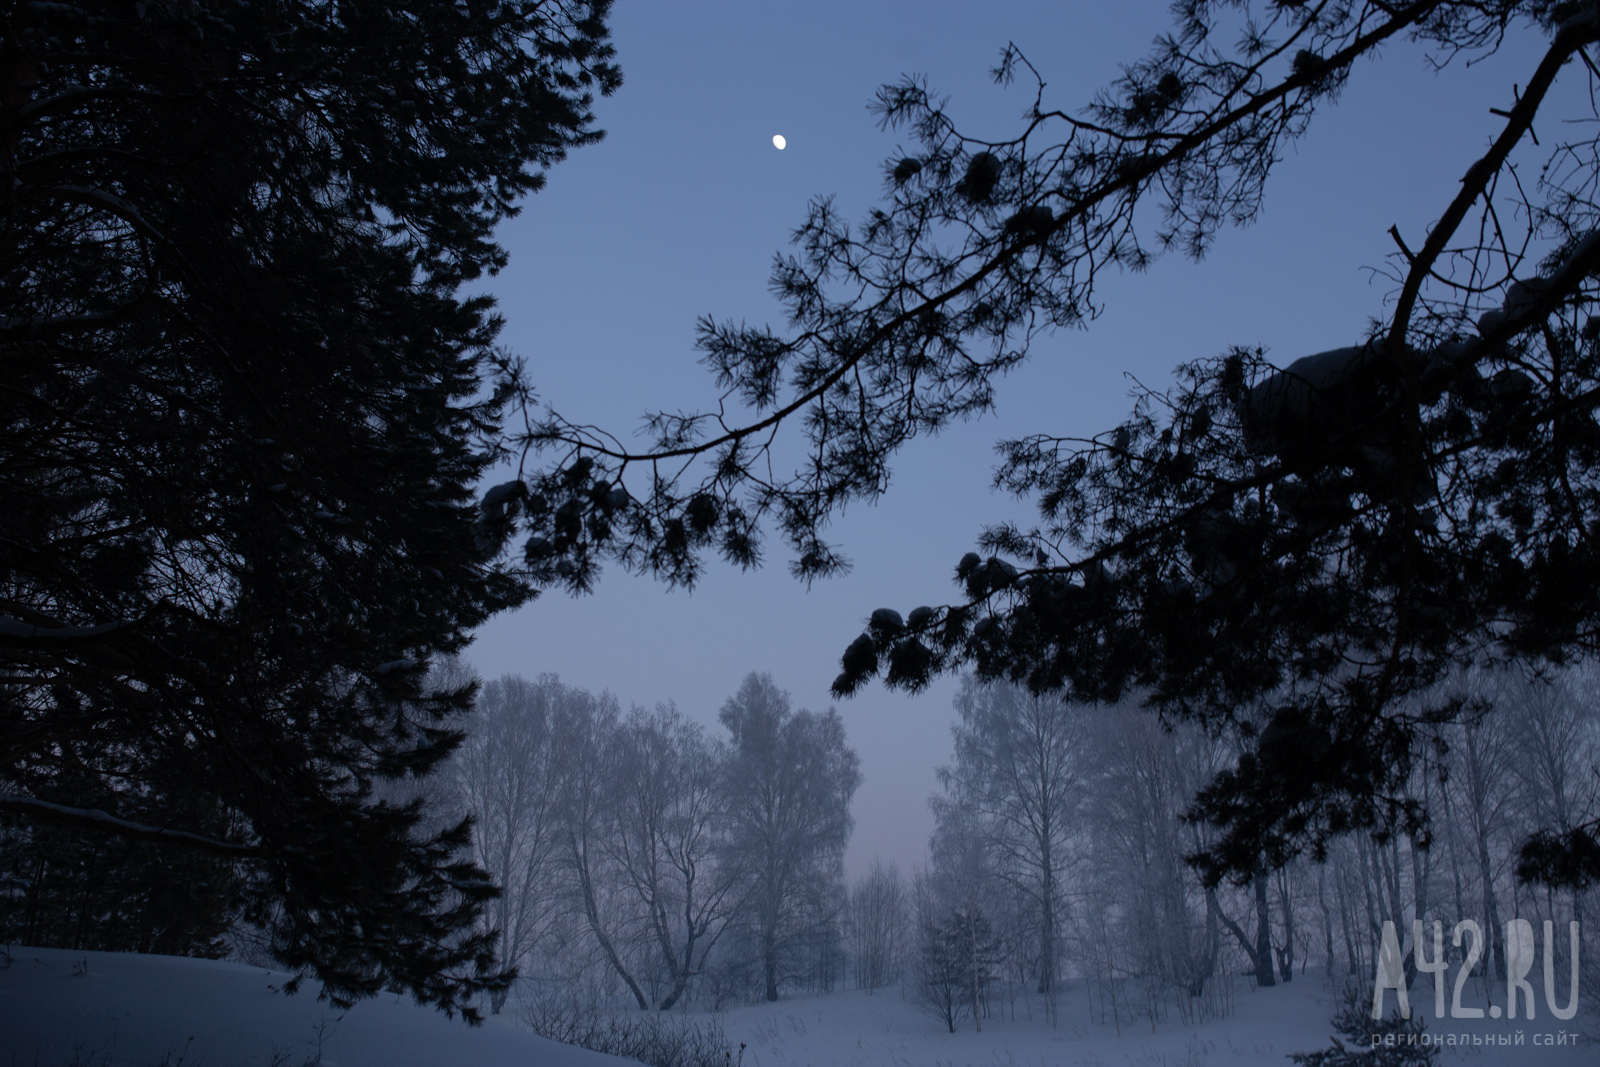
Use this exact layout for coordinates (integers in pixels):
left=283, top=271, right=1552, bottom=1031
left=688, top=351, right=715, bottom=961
left=1477, top=824, right=1504, bottom=980
left=1215, top=876, right=1275, bottom=988
left=1038, top=857, right=1056, bottom=994
left=763, top=922, right=779, bottom=1002
left=572, top=832, right=650, bottom=1010
left=1436, top=780, right=1469, bottom=941
left=1189, top=886, right=1221, bottom=997
left=1380, top=838, right=1420, bottom=988
left=1358, top=837, right=1379, bottom=960
left=1275, top=867, right=1294, bottom=982
left=970, top=919, right=982, bottom=1033
left=1461, top=719, right=1504, bottom=980
left=1335, top=865, right=1362, bottom=976
left=1252, top=871, right=1276, bottom=987
left=1406, top=835, right=1429, bottom=988
left=1317, top=867, right=1334, bottom=980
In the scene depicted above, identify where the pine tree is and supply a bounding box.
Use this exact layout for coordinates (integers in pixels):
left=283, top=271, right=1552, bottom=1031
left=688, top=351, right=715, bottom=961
left=821, top=3, right=1600, bottom=887
left=1290, top=985, right=1438, bottom=1067
left=490, top=2, right=1600, bottom=891
left=0, top=0, right=618, bottom=1016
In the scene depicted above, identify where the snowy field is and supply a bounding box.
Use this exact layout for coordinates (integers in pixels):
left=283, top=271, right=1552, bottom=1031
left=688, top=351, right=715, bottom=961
left=717, top=974, right=1594, bottom=1067
left=0, top=946, right=634, bottom=1067
left=2, top=945, right=1595, bottom=1067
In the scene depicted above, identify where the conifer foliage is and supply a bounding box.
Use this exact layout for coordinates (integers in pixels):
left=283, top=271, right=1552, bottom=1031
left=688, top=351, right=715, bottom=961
left=0, top=0, right=618, bottom=1015
left=514, top=1, right=1600, bottom=891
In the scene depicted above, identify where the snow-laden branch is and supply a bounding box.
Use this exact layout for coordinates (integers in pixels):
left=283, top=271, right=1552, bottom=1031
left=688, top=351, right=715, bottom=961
left=0, top=311, right=127, bottom=337
left=0, top=615, right=133, bottom=642
left=1384, top=12, right=1600, bottom=359
left=0, top=794, right=263, bottom=858
left=23, top=185, right=169, bottom=245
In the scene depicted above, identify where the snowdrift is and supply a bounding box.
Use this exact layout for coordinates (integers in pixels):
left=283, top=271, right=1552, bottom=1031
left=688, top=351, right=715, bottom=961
left=0, top=946, right=638, bottom=1067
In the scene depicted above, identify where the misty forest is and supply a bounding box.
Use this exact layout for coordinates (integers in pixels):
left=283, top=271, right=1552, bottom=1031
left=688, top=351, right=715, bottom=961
left=354, top=663, right=1600, bottom=1040
left=6, top=1, right=1600, bottom=1065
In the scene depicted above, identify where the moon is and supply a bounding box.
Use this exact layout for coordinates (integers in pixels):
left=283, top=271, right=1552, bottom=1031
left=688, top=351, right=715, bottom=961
left=772, top=134, right=787, bottom=150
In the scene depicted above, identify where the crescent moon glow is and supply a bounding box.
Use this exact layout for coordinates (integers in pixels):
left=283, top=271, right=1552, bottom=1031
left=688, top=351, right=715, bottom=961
left=772, top=134, right=787, bottom=150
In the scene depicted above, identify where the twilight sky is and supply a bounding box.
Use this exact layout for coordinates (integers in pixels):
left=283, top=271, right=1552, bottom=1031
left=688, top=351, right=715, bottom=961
left=465, top=2, right=1574, bottom=879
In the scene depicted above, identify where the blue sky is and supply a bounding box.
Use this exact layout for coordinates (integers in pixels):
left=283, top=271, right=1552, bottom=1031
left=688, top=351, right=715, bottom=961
left=467, top=2, right=1573, bottom=877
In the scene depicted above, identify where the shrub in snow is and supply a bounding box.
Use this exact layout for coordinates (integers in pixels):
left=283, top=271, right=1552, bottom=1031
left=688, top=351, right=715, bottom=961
left=520, top=994, right=738, bottom=1067
left=910, top=906, right=999, bottom=1033
left=1289, top=984, right=1436, bottom=1067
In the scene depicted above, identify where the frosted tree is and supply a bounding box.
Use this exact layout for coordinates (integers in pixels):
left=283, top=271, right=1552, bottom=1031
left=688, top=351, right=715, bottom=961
left=1436, top=668, right=1523, bottom=979
left=452, top=674, right=569, bottom=1014
left=718, top=672, right=861, bottom=1002
left=911, top=906, right=968, bottom=1032
left=931, top=801, right=1014, bottom=1025
left=601, top=702, right=735, bottom=1009
left=1081, top=702, right=1230, bottom=1001
left=937, top=678, right=1083, bottom=994
left=545, top=682, right=656, bottom=1007
left=844, top=858, right=909, bottom=991
left=1504, top=666, right=1600, bottom=852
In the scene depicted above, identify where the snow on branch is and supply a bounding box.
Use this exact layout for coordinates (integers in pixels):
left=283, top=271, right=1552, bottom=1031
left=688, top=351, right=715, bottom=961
left=0, top=615, right=133, bottom=641
left=25, top=185, right=170, bottom=245
left=0, top=311, right=124, bottom=338
left=1384, top=14, right=1600, bottom=356
left=0, top=794, right=263, bottom=858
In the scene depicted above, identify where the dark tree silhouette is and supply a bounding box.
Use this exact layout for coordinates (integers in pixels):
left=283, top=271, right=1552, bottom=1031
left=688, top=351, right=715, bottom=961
left=0, top=0, right=617, bottom=1016
left=505, top=2, right=1600, bottom=889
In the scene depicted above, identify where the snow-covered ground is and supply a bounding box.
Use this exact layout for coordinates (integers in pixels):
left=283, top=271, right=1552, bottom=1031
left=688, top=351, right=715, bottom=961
left=0, top=946, right=637, bottom=1067
left=2, top=947, right=1594, bottom=1067
left=714, top=972, right=1595, bottom=1067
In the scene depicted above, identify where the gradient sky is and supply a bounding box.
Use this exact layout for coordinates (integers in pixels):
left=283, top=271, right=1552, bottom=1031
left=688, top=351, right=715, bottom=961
left=464, top=2, right=1576, bottom=879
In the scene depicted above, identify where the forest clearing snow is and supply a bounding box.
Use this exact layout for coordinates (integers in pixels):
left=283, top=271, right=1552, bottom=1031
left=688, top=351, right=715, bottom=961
left=2, top=945, right=1595, bottom=1067
left=715, top=969, right=1595, bottom=1067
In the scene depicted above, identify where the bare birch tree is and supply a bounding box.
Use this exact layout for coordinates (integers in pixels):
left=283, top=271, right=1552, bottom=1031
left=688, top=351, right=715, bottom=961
left=453, top=673, right=569, bottom=1013
left=1084, top=702, right=1229, bottom=1000
left=601, top=702, right=735, bottom=1009
left=939, top=677, right=1083, bottom=994
left=845, top=858, right=908, bottom=991
left=547, top=680, right=658, bottom=1008
left=718, top=672, right=861, bottom=1002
